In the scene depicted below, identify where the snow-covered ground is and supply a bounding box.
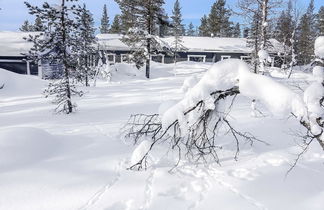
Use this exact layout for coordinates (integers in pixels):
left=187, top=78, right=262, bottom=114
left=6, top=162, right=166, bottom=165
left=0, top=61, right=323, bottom=210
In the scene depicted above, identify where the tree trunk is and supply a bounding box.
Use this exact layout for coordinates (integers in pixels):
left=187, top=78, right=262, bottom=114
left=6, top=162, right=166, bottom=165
left=61, top=0, right=73, bottom=113
left=260, top=0, right=268, bottom=50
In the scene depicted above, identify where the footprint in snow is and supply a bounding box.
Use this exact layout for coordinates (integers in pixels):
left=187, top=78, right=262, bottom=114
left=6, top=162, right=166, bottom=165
left=228, top=168, right=259, bottom=181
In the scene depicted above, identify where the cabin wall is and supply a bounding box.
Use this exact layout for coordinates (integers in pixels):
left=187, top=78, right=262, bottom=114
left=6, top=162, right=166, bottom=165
left=0, top=56, right=38, bottom=75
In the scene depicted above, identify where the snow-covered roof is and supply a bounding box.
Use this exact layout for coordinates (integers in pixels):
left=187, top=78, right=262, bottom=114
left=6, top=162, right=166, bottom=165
left=0, top=31, right=40, bottom=57
left=96, top=34, right=284, bottom=54
left=96, top=34, right=130, bottom=51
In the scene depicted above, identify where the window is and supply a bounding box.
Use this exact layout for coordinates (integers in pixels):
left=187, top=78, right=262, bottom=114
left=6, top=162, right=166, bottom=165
left=107, top=54, right=116, bottom=63
left=240, top=56, right=251, bottom=63
left=188, top=55, right=206, bottom=62
left=221, top=55, right=231, bottom=60
left=151, top=54, right=165, bottom=63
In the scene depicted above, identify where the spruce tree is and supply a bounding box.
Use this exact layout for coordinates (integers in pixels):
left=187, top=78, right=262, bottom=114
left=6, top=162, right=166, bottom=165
left=100, top=4, right=109, bottom=34
left=20, top=20, right=34, bottom=32
left=207, top=0, right=231, bottom=37
left=318, top=6, right=324, bottom=36
left=198, top=15, right=209, bottom=36
left=25, top=0, right=83, bottom=114
left=75, top=4, right=96, bottom=87
left=232, top=23, right=241, bottom=37
left=171, top=0, right=185, bottom=62
left=116, top=0, right=166, bottom=78
left=109, top=15, right=122, bottom=33
left=187, top=22, right=196, bottom=36
left=33, top=16, right=46, bottom=31
left=296, top=0, right=316, bottom=65
left=118, top=0, right=137, bottom=33
left=274, top=0, right=293, bottom=46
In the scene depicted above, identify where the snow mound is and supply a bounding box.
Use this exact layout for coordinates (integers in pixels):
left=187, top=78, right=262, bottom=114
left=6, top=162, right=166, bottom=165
left=314, top=36, right=324, bottom=59
left=0, top=68, right=47, bottom=95
left=0, top=127, right=59, bottom=170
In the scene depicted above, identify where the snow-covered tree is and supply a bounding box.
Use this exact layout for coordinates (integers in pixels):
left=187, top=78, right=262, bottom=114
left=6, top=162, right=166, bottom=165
left=123, top=45, right=324, bottom=169
left=25, top=0, right=83, bottom=114
left=75, top=4, right=97, bottom=87
left=20, top=20, right=34, bottom=32
left=109, top=15, right=122, bottom=34
left=100, top=4, right=110, bottom=34
left=34, top=16, right=46, bottom=31
left=237, top=0, right=282, bottom=73
left=116, top=0, right=166, bottom=78
left=198, top=15, right=209, bottom=36
left=186, top=22, right=196, bottom=36
left=207, top=0, right=232, bottom=37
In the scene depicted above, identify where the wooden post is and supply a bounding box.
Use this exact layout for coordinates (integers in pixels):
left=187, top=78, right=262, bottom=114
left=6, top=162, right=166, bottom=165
left=26, top=60, right=31, bottom=75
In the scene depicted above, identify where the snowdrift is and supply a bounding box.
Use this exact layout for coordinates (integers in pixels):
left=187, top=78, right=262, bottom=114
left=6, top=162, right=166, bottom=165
left=0, top=68, right=47, bottom=96
left=0, top=127, right=59, bottom=170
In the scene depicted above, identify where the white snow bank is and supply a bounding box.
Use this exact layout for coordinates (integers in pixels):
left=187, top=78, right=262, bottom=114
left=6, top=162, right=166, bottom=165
left=0, top=68, right=47, bottom=95
left=0, top=127, right=59, bottom=169
left=314, top=36, right=324, bottom=59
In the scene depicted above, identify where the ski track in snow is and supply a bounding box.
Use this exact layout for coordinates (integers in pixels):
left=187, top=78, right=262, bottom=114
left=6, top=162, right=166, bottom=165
left=78, top=159, right=124, bottom=210
left=139, top=167, right=156, bottom=210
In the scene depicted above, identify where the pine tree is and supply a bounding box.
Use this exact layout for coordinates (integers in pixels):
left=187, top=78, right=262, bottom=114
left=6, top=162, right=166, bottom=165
left=20, top=20, right=34, bottom=32
left=171, top=0, right=185, bottom=62
left=198, top=15, right=209, bottom=36
left=116, top=0, right=166, bottom=78
left=25, top=0, right=83, bottom=114
left=187, top=22, right=196, bottom=36
left=243, top=28, right=249, bottom=38
left=109, top=15, right=122, bottom=33
left=75, top=4, right=97, bottom=87
left=318, top=6, right=324, bottom=36
left=100, top=4, right=109, bottom=34
left=207, top=0, right=232, bottom=37
left=296, top=0, right=316, bottom=65
left=33, top=16, right=46, bottom=31
left=157, top=11, right=172, bottom=37
left=274, top=0, right=293, bottom=46
left=118, top=0, right=137, bottom=33
left=232, top=23, right=241, bottom=37
left=171, top=0, right=185, bottom=36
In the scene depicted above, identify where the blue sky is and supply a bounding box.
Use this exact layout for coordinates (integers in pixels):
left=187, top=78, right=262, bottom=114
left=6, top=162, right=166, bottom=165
left=0, top=0, right=322, bottom=31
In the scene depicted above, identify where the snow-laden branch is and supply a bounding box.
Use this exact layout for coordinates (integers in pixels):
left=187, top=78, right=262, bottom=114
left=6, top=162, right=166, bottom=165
left=123, top=57, right=324, bottom=170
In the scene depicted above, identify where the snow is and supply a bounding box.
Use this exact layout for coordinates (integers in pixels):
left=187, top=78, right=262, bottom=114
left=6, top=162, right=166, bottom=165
left=162, top=59, right=306, bottom=134
left=314, top=36, right=324, bottom=59
left=0, top=68, right=47, bottom=96
left=258, top=49, right=271, bottom=63
left=0, top=31, right=41, bottom=56
left=96, top=34, right=285, bottom=54
left=1, top=61, right=324, bottom=210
